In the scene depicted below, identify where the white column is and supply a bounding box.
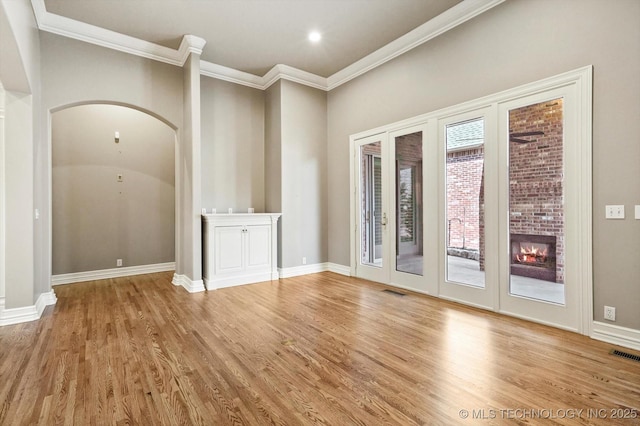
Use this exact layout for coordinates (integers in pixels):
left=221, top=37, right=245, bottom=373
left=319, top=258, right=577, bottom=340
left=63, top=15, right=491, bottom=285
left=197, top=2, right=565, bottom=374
left=174, top=37, right=206, bottom=293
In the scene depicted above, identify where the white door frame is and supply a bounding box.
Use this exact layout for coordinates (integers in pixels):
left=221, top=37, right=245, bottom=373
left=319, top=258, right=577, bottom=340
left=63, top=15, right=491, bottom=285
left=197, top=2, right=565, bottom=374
left=388, top=124, right=429, bottom=291
left=350, top=132, right=390, bottom=284
left=497, top=83, right=590, bottom=333
left=350, top=66, right=592, bottom=334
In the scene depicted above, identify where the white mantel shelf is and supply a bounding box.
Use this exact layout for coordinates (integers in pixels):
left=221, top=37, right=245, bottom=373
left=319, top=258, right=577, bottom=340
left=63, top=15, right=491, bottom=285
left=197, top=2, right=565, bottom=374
left=202, top=213, right=281, bottom=290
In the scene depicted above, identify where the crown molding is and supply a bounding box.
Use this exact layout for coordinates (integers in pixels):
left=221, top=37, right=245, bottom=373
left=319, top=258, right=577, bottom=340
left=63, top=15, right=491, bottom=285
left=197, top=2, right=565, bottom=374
left=178, top=35, right=207, bottom=63
left=200, top=60, right=265, bottom=89
left=30, top=0, right=504, bottom=91
left=326, top=0, right=506, bottom=90
left=200, top=62, right=329, bottom=91
left=262, top=64, right=327, bottom=91
left=31, top=0, right=205, bottom=66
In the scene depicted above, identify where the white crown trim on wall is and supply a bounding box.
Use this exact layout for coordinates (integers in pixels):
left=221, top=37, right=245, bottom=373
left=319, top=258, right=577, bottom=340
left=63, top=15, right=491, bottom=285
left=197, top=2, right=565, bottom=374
left=200, top=61, right=265, bottom=89
left=31, top=0, right=205, bottom=66
left=31, top=0, right=504, bottom=90
left=326, top=0, right=506, bottom=90
left=262, top=64, right=328, bottom=91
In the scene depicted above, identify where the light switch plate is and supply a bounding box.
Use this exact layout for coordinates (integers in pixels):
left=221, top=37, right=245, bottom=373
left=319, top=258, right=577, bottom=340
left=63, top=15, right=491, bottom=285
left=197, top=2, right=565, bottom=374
left=636, top=205, right=640, bottom=220
left=605, top=205, right=625, bottom=219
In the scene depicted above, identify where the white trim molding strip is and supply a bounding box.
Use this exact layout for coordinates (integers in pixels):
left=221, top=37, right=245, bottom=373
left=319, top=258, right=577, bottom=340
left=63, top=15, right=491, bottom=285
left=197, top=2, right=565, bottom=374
left=31, top=0, right=205, bottom=67
left=30, top=0, right=504, bottom=92
left=279, top=263, right=351, bottom=279
left=0, top=290, right=57, bottom=327
left=172, top=273, right=205, bottom=293
left=592, top=321, right=640, bottom=352
left=52, top=262, right=176, bottom=286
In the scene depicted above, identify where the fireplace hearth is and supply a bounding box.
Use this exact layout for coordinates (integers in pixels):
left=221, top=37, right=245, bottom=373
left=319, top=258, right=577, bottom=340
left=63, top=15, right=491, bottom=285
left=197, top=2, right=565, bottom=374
left=510, top=234, right=557, bottom=282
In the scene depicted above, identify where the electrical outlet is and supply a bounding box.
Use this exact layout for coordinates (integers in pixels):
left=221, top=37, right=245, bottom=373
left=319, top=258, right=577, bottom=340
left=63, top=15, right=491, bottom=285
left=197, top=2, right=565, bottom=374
left=604, top=306, right=616, bottom=321
left=605, top=205, right=624, bottom=219
left=116, top=259, right=123, bottom=267
left=302, top=257, right=307, bottom=265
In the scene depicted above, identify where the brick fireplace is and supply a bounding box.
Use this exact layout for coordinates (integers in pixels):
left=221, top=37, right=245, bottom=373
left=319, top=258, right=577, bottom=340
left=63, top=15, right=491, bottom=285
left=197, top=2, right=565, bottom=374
left=508, top=98, right=564, bottom=284
left=510, top=234, right=557, bottom=282
left=451, top=99, right=565, bottom=284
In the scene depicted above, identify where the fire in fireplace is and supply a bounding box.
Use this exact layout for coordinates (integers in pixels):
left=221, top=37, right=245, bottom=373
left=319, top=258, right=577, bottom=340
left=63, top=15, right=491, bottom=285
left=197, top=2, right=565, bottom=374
left=515, top=243, right=549, bottom=265
left=510, top=234, right=557, bottom=282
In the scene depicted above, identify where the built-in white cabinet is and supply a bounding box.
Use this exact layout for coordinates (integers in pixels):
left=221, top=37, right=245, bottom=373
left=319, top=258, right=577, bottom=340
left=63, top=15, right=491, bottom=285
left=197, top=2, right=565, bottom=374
left=202, top=213, right=281, bottom=289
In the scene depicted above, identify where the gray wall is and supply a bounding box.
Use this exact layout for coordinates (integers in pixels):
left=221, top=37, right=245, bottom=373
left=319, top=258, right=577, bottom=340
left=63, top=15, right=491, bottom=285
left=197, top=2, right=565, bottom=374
left=52, top=104, right=175, bottom=274
left=264, top=80, right=328, bottom=269
left=280, top=80, right=328, bottom=268
left=201, top=77, right=265, bottom=212
left=39, top=32, right=184, bottom=284
left=3, top=90, right=34, bottom=308
left=327, top=0, right=640, bottom=329
left=0, top=0, right=40, bottom=308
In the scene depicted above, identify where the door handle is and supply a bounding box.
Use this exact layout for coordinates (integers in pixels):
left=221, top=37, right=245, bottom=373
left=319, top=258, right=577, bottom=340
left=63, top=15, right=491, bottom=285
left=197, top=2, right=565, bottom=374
left=381, top=212, right=388, bottom=227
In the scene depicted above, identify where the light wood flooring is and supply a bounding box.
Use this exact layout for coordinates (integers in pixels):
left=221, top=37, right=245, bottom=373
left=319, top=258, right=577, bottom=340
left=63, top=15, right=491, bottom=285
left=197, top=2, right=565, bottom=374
left=1, top=272, right=639, bottom=425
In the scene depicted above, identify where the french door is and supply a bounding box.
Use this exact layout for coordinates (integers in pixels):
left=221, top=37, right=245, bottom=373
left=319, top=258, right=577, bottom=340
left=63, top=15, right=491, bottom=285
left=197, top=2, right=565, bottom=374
left=438, top=107, right=498, bottom=310
left=351, top=68, right=591, bottom=333
left=353, top=126, right=429, bottom=289
left=497, top=87, right=584, bottom=331
left=354, top=133, right=389, bottom=283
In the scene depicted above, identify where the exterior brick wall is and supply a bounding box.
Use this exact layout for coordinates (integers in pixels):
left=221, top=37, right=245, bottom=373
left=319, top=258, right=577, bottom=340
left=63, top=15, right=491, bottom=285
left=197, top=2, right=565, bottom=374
left=446, top=147, right=483, bottom=253
left=509, top=98, right=564, bottom=283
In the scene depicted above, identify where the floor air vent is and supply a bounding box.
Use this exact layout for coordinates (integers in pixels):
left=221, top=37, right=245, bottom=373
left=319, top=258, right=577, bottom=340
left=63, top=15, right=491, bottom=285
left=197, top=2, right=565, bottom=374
left=610, top=349, right=640, bottom=362
left=382, top=289, right=406, bottom=297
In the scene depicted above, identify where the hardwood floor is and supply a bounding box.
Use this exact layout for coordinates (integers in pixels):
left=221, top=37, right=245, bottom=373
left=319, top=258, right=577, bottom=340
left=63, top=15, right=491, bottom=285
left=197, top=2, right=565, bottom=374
left=1, top=272, right=639, bottom=425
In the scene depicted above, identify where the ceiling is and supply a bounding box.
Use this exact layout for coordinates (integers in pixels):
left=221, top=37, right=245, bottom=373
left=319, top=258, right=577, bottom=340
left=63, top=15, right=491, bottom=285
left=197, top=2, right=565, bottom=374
left=42, top=0, right=463, bottom=78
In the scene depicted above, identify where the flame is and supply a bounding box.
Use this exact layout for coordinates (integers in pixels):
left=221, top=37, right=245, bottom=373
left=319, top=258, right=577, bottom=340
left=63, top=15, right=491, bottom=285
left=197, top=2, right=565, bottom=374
left=515, top=245, right=548, bottom=264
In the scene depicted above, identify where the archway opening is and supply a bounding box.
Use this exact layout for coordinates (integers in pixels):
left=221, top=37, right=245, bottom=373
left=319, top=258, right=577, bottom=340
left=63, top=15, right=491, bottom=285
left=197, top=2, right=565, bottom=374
left=51, top=104, right=176, bottom=277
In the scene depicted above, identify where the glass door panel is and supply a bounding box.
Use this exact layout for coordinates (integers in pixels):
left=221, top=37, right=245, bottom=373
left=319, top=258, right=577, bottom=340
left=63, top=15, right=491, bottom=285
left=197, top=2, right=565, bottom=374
left=439, top=106, right=496, bottom=310
left=360, top=143, right=383, bottom=267
left=394, top=131, right=423, bottom=276
left=498, top=76, right=587, bottom=333
left=355, top=135, right=390, bottom=283
left=445, top=118, right=485, bottom=288
left=508, top=98, right=565, bottom=305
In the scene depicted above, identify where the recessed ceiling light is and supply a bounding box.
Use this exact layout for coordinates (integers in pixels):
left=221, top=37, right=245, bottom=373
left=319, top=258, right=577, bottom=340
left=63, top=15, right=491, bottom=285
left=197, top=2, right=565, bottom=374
left=308, top=31, right=322, bottom=43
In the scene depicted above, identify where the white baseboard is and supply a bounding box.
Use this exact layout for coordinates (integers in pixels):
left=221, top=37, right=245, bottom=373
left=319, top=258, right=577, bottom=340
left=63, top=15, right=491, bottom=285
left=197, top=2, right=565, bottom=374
left=279, top=263, right=327, bottom=279
left=327, top=263, right=351, bottom=276
left=591, top=321, right=640, bottom=351
left=172, top=273, right=205, bottom=293
left=278, top=262, right=351, bottom=279
left=0, top=290, right=57, bottom=326
left=36, top=290, right=57, bottom=317
left=204, top=271, right=276, bottom=290
left=52, top=262, right=176, bottom=285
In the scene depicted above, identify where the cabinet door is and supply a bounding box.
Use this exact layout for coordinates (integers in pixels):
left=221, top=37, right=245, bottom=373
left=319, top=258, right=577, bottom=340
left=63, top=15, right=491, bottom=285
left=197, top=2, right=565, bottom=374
left=245, top=225, right=271, bottom=270
left=215, top=226, right=245, bottom=274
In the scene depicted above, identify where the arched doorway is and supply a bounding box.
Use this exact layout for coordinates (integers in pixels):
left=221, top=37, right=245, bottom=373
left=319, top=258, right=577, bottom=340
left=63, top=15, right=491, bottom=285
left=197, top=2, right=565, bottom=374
left=51, top=103, right=177, bottom=281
